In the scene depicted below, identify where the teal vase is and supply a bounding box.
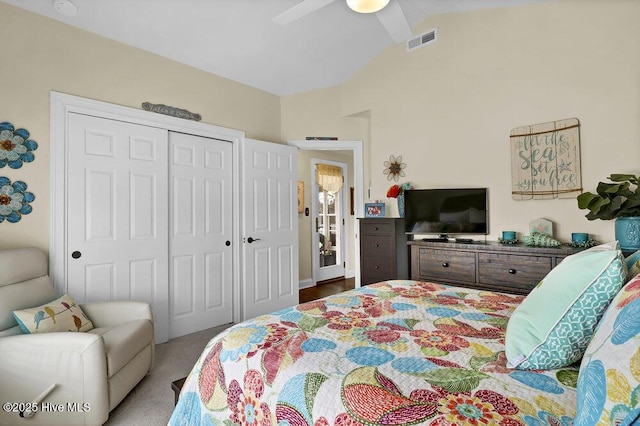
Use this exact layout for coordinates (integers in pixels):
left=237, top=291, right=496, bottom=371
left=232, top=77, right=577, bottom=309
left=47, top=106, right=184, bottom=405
left=397, top=194, right=405, bottom=218
left=615, top=217, right=640, bottom=251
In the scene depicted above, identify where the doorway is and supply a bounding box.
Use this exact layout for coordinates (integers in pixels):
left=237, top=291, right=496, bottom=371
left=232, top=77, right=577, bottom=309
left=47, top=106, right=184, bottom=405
left=288, top=139, right=364, bottom=287
left=312, top=159, right=347, bottom=282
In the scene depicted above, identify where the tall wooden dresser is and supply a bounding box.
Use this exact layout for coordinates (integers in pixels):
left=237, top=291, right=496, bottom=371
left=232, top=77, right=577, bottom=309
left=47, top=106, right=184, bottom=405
left=359, top=218, right=409, bottom=285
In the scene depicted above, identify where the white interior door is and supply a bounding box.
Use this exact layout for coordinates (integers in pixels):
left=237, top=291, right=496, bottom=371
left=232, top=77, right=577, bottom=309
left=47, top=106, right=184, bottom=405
left=242, top=139, right=298, bottom=320
left=67, top=113, right=169, bottom=342
left=311, top=160, right=346, bottom=283
left=169, top=132, right=233, bottom=338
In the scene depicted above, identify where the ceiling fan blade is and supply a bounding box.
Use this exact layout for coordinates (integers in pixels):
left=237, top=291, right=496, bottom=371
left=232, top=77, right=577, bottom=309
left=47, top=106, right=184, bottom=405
left=274, top=0, right=338, bottom=25
left=375, top=0, right=413, bottom=43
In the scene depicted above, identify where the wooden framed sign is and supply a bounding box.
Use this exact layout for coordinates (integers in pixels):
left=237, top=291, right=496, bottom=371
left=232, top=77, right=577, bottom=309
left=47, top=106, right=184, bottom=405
left=510, top=118, right=582, bottom=200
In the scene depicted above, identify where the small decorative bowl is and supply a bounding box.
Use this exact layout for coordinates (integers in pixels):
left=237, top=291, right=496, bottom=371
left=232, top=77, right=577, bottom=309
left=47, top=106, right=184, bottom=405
left=498, top=238, right=519, bottom=245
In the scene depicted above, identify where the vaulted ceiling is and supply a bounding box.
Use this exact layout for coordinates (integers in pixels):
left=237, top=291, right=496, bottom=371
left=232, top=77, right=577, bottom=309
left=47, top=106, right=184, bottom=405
left=2, top=0, right=549, bottom=95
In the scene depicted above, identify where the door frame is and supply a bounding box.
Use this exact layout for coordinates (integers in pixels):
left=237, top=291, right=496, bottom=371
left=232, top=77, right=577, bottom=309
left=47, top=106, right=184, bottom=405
left=288, top=139, right=364, bottom=287
left=311, top=158, right=347, bottom=284
left=50, top=92, right=246, bottom=326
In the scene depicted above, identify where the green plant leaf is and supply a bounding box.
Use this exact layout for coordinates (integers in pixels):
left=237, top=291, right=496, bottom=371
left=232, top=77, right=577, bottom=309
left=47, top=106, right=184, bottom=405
left=599, top=182, right=624, bottom=194
left=578, top=175, right=640, bottom=219
left=420, top=368, right=488, bottom=393
left=609, top=174, right=637, bottom=183
left=577, top=192, right=599, bottom=209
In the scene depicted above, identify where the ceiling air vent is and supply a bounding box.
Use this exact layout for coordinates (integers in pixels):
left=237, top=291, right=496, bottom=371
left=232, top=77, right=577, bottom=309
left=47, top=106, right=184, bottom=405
left=407, top=28, right=437, bottom=52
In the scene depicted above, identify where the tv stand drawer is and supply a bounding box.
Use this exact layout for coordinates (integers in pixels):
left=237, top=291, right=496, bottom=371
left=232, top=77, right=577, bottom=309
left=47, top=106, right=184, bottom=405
left=417, top=248, right=476, bottom=283
left=478, top=253, right=551, bottom=292
left=409, top=241, right=583, bottom=294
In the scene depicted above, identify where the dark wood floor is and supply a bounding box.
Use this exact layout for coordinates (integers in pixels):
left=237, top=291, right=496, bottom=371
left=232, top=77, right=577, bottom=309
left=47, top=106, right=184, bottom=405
left=299, top=277, right=355, bottom=303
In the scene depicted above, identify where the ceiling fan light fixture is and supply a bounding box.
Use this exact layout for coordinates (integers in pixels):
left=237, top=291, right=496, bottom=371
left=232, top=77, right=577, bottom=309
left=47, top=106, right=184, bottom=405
left=346, top=0, right=390, bottom=14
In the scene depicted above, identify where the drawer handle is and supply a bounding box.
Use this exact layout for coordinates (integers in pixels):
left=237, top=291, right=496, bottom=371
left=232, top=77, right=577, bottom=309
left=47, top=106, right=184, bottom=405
left=508, top=268, right=516, bottom=274
left=373, top=243, right=379, bottom=247
left=374, top=265, right=380, bottom=269
left=442, top=262, right=449, bottom=268
left=374, top=227, right=379, bottom=231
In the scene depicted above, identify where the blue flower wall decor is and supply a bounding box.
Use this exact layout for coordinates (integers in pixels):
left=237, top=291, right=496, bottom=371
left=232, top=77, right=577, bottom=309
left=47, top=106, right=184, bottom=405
left=0, top=122, right=38, bottom=169
left=0, top=177, right=35, bottom=223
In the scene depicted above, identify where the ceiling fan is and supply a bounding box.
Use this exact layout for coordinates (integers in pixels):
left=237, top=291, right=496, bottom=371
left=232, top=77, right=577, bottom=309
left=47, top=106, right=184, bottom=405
left=273, top=0, right=414, bottom=43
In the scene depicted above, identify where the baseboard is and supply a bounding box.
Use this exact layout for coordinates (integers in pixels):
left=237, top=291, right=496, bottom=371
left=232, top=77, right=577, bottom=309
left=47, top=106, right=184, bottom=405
left=299, top=279, right=314, bottom=289
left=346, top=269, right=356, bottom=279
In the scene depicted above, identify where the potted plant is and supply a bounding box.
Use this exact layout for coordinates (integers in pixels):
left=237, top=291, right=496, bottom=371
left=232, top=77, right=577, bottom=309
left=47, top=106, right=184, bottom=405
left=577, top=173, right=640, bottom=250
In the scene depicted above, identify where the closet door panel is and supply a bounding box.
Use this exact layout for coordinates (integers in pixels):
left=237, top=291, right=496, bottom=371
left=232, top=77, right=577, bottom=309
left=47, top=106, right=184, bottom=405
left=169, top=132, right=233, bottom=338
left=67, top=113, right=169, bottom=342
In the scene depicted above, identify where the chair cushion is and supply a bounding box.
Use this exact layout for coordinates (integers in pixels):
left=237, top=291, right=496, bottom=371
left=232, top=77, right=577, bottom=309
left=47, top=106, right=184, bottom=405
left=574, top=274, right=640, bottom=426
left=13, top=293, right=94, bottom=334
left=89, top=319, right=153, bottom=377
left=505, top=242, right=628, bottom=370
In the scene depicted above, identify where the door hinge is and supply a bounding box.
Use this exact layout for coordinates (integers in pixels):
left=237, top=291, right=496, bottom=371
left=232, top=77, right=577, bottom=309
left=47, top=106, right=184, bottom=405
left=343, top=262, right=346, bottom=268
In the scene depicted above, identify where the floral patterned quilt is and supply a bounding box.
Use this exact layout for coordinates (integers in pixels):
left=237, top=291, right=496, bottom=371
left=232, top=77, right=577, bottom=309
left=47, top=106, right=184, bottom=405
left=170, top=280, right=579, bottom=426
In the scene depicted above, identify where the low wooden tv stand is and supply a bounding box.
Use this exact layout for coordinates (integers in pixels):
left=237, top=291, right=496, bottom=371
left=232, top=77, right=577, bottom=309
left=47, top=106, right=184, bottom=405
left=408, top=241, right=583, bottom=294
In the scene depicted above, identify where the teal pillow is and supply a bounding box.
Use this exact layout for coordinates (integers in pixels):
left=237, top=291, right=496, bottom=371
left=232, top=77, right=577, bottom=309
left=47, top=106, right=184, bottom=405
left=575, top=273, right=640, bottom=425
left=505, top=242, right=628, bottom=370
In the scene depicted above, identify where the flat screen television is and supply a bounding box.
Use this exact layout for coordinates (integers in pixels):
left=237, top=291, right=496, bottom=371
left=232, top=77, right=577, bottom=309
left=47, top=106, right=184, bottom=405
left=404, top=188, right=488, bottom=236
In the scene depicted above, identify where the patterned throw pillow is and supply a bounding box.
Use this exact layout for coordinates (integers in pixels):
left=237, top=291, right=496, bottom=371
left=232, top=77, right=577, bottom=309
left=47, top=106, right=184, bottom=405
left=625, top=250, right=640, bottom=277
left=575, top=274, right=640, bottom=426
left=13, top=293, right=94, bottom=333
left=505, top=242, right=628, bottom=370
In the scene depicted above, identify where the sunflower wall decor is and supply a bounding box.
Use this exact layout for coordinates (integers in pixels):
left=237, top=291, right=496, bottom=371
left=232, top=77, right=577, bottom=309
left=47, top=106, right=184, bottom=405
left=0, top=122, right=38, bottom=169
left=383, top=155, right=406, bottom=182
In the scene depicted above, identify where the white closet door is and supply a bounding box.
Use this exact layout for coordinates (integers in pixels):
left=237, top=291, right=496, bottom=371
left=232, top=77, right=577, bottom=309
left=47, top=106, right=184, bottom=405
left=67, top=113, right=169, bottom=343
left=242, top=139, right=298, bottom=320
left=169, top=132, right=233, bottom=338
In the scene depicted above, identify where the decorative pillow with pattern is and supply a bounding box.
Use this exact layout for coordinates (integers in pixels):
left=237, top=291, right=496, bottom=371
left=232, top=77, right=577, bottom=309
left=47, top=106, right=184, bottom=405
left=505, top=241, right=628, bottom=370
left=575, top=273, right=640, bottom=426
left=13, top=293, right=94, bottom=333
left=625, top=250, right=640, bottom=277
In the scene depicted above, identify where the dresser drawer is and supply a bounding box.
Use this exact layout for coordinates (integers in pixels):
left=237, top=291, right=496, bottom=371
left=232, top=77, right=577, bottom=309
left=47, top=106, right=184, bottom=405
left=361, top=257, right=395, bottom=285
left=360, top=221, right=394, bottom=236
left=361, top=236, right=394, bottom=258
left=418, top=248, right=476, bottom=283
left=478, top=253, right=551, bottom=290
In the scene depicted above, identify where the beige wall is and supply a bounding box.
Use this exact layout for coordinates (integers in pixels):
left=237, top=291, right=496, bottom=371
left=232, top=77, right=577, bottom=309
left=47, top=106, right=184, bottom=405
left=288, top=0, right=640, bottom=244
left=0, top=3, right=281, bottom=254
left=4, top=0, right=640, bottom=265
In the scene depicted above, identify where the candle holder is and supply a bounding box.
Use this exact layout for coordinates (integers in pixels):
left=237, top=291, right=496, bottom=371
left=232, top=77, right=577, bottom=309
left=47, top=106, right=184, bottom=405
left=499, top=231, right=518, bottom=244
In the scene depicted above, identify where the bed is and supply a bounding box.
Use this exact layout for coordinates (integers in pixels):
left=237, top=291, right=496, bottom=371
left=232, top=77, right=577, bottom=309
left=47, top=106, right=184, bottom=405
left=170, top=242, right=640, bottom=426
left=170, top=280, right=583, bottom=425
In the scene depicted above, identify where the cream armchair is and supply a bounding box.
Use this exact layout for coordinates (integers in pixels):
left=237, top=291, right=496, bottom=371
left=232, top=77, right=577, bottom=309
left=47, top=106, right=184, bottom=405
left=0, top=248, right=154, bottom=425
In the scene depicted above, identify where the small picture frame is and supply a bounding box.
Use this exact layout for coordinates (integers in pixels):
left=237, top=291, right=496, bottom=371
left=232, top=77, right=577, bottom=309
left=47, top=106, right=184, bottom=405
left=364, top=202, right=385, bottom=218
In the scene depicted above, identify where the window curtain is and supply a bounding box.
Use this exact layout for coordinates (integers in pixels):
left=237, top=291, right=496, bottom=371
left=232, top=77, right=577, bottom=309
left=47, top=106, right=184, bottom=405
left=317, top=164, right=343, bottom=194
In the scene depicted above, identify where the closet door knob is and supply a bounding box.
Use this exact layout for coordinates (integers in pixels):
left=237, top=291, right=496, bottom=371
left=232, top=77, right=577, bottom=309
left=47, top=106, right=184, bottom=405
left=247, top=237, right=261, bottom=243
left=225, top=241, right=231, bottom=246
left=72, top=251, right=82, bottom=259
